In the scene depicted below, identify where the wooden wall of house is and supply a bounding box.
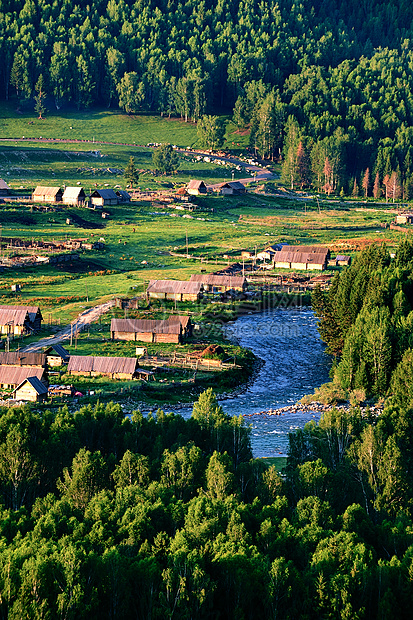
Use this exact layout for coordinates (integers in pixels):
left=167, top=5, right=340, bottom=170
left=14, top=386, right=43, bottom=402
left=154, top=333, right=180, bottom=344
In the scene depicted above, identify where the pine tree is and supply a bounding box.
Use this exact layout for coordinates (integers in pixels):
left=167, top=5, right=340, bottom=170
left=124, top=156, right=139, bottom=188
left=34, top=74, right=47, bottom=119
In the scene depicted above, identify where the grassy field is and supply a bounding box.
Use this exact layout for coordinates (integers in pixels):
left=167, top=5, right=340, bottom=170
left=0, top=105, right=409, bottom=331
left=0, top=194, right=402, bottom=324
left=0, top=102, right=199, bottom=146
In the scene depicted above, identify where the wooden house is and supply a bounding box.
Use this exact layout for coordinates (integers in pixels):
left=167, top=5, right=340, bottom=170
left=13, top=376, right=48, bottom=402
left=0, top=305, right=42, bottom=336
left=90, top=189, right=118, bottom=207
left=146, top=280, right=203, bottom=302
left=336, top=255, right=352, bottom=266
left=187, top=180, right=207, bottom=195
left=116, top=190, right=131, bottom=203
left=62, top=187, right=86, bottom=206
left=43, top=344, right=70, bottom=367
left=272, top=246, right=329, bottom=271
left=111, top=315, right=192, bottom=344
left=0, top=366, right=47, bottom=389
left=67, top=356, right=139, bottom=379
left=0, top=179, right=11, bottom=196
left=32, top=186, right=63, bottom=203
left=190, top=273, right=247, bottom=292
left=219, top=181, right=246, bottom=196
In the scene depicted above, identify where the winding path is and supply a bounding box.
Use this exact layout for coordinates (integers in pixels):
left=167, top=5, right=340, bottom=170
left=23, top=300, right=115, bottom=352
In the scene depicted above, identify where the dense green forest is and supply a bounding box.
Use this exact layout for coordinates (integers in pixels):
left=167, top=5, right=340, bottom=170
left=1, top=387, right=413, bottom=617
left=313, top=241, right=413, bottom=401
left=3, top=0, right=413, bottom=191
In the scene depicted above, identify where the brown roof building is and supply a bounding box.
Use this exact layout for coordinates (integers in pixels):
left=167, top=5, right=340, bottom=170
left=146, top=280, right=203, bottom=302
left=187, top=180, right=207, bottom=195
left=0, top=352, right=46, bottom=367
left=190, top=273, right=247, bottom=292
left=111, top=315, right=192, bottom=343
left=32, top=186, right=63, bottom=202
left=67, top=356, right=139, bottom=379
left=0, top=366, right=47, bottom=389
left=272, top=246, right=329, bottom=271
left=0, top=305, right=42, bottom=335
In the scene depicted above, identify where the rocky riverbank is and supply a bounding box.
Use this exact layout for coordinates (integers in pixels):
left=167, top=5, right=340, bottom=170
left=244, top=401, right=384, bottom=417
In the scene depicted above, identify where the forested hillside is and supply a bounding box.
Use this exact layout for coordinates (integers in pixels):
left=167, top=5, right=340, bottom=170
left=1, top=387, right=413, bottom=617
left=3, top=0, right=413, bottom=191
left=313, top=241, right=413, bottom=400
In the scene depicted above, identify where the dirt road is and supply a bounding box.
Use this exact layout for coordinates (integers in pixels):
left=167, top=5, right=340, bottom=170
left=23, top=300, right=115, bottom=352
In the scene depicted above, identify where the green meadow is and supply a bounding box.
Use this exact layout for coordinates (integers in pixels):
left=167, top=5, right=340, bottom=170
left=0, top=105, right=408, bottom=328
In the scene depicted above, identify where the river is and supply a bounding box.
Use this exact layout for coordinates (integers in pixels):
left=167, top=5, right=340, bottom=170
left=171, top=307, right=332, bottom=458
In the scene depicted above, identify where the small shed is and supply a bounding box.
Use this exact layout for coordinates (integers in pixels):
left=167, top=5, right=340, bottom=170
left=336, top=255, right=352, bottom=266
left=190, top=273, right=247, bottom=292
left=187, top=180, right=207, bottom=195
left=62, top=187, right=86, bottom=206
left=146, top=280, right=203, bottom=302
left=219, top=181, right=246, bottom=196
left=0, top=179, right=11, bottom=196
left=67, top=355, right=139, bottom=379
left=90, top=189, right=118, bottom=207
left=32, top=186, right=63, bottom=203
left=43, top=344, right=70, bottom=367
left=116, top=190, right=131, bottom=203
left=13, top=376, right=48, bottom=402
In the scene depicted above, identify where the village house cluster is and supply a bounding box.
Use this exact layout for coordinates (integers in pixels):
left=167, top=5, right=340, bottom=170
left=31, top=186, right=131, bottom=207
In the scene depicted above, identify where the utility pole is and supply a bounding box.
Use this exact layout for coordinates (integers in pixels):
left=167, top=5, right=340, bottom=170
left=186, top=230, right=189, bottom=258
left=70, top=323, right=73, bottom=346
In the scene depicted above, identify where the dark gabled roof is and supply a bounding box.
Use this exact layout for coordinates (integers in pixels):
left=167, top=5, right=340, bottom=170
left=0, top=366, right=45, bottom=386
left=68, top=355, right=138, bottom=375
left=14, top=376, right=48, bottom=395
left=336, top=255, right=351, bottom=261
left=91, top=189, right=118, bottom=200
left=146, top=280, right=202, bottom=295
left=0, top=352, right=46, bottom=366
left=220, top=181, right=246, bottom=190
left=43, top=344, right=70, bottom=361
left=115, top=190, right=131, bottom=201
left=190, top=274, right=246, bottom=287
